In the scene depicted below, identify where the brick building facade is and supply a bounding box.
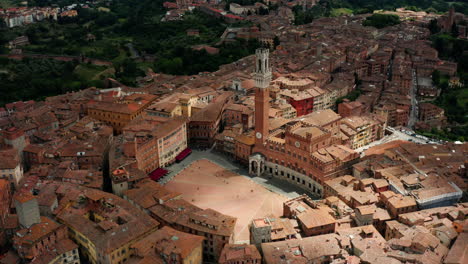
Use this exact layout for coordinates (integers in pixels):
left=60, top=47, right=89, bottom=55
left=249, top=50, right=359, bottom=197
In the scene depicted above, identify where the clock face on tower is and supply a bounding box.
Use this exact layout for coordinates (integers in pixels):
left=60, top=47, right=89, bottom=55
left=256, top=132, right=262, bottom=139
left=295, top=141, right=300, bottom=147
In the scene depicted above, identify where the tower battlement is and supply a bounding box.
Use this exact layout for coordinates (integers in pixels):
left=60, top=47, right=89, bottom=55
left=254, top=48, right=272, bottom=89
left=255, top=48, right=270, bottom=59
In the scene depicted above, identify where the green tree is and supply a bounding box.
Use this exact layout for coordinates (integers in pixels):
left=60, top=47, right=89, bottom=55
left=95, top=12, right=118, bottom=27
left=122, top=58, right=138, bottom=76
left=432, top=70, right=441, bottom=85
left=258, top=7, right=269, bottom=15
left=362, top=14, right=400, bottom=29
left=428, top=19, right=440, bottom=34
left=273, top=36, right=280, bottom=49
left=451, top=23, right=459, bottom=38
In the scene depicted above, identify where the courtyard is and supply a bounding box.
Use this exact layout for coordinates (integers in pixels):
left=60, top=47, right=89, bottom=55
left=164, top=159, right=292, bottom=243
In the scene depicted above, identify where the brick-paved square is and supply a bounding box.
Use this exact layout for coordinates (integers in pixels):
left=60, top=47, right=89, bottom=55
left=165, top=159, right=289, bottom=243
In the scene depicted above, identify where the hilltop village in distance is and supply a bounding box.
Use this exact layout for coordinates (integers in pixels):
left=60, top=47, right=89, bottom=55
left=0, top=0, right=467, bottom=264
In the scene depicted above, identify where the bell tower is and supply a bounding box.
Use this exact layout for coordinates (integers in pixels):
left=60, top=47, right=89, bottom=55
left=254, top=48, right=271, bottom=147
left=254, top=48, right=272, bottom=88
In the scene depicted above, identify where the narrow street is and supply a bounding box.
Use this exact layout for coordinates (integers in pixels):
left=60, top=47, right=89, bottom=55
left=386, top=53, right=418, bottom=129
left=408, top=69, right=418, bottom=128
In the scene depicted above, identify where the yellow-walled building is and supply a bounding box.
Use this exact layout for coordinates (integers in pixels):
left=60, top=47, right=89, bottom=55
left=87, top=94, right=156, bottom=134
left=56, top=184, right=160, bottom=264
left=130, top=226, right=204, bottom=264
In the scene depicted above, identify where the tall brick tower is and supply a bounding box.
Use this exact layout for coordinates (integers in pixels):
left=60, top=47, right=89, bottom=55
left=447, top=6, right=455, bottom=31
left=254, top=48, right=271, bottom=147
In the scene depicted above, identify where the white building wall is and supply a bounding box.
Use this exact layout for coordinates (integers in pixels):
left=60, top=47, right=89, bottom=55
left=0, top=164, right=23, bottom=186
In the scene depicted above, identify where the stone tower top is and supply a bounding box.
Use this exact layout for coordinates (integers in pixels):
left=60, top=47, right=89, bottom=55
left=14, top=191, right=40, bottom=228
left=254, top=48, right=272, bottom=89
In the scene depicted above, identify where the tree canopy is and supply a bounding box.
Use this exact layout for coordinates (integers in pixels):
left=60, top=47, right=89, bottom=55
left=0, top=58, right=105, bottom=105
left=362, top=14, right=400, bottom=29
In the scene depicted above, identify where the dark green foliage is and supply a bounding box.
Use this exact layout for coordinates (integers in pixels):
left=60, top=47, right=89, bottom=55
left=432, top=70, right=441, bottom=85
left=434, top=86, right=468, bottom=125
left=258, top=7, right=269, bottom=15
left=268, top=3, right=279, bottom=11
left=291, top=1, right=467, bottom=26
left=345, top=0, right=451, bottom=13
left=3, top=0, right=467, bottom=101
left=350, top=0, right=468, bottom=14
left=335, top=88, right=362, bottom=106
left=114, top=58, right=144, bottom=86
left=292, top=1, right=333, bottom=25
left=225, top=0, right=257, bottom=6
left=120, top=9, right=258, bottom=75
left=291, top=0, right=467, bottom=26
left=417, top=126, right=467, bottom=142
left=153, top=38, right=260, bottom=75
left=451, top=23, right=459, bottom=38
left=4, top=2, right=256, bottom=79
left=119, top=10, right=227, bottom=56
left=362, top=14, right=400, bottom=29
left=429, top=33, right=468, bottom=141
left=431, top=34, right=468, bottom=74
left=404, top=6, right=421, bottom=12
left=0, top=58, right=105, bottom=105
left=273, top=36, right=280, bottom=48
left=428, top=19, right=440, bottom=34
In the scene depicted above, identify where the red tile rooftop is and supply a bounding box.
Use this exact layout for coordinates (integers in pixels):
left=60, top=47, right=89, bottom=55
left=261, top=233, right=343, bottom=264
left=13, top=191, right=35, bottom=204
left=87, top=100, right=151, bottom=114
left=4, top=214, right=19, bottom=229
left=29, top=238, right=78, bottom=264
left=224, top=14, right=244, bottom=20
left=13, top=217, right=61, bottom=246
left=253, top=218, right=270, bottom=228
left=132, top=226, right=204, bottom=259
left=55, top=184, right=160, bottom=253
left=297, top=207, right=336, bottom=228
left=219, top=244, right=261, bottom=263
left=123, top=179, right=182, bottom=209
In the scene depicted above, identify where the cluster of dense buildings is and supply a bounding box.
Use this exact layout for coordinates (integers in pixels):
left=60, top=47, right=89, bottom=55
left=0, top=6, right=78, bottom=28
left=0, top=4, right=467, bottom=264
left=162, top=0, right=245, bottom=22
left=161, top=0, right=298, bottom=25
left=438, top=7, right=468, bottom=38
left=0, top=7, right=58, bottom=28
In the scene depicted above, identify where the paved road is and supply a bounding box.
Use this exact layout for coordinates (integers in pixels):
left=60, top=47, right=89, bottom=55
left=159, top=147, right=305, bottom=199
left=125, top=43, right=140, bottom=59
left=387, top=127, right=443, bottom=144
left=355, top=126, right=442, bottom=155
left=408, top=69, right=418, bottom=128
